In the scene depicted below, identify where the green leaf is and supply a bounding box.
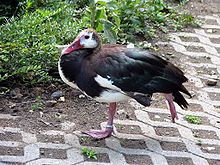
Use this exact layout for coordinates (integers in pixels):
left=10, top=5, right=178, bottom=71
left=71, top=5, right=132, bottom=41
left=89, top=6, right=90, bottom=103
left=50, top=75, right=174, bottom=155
left=96, top=0, right=107, bottom=6
left=184, top=115, right=202, bottom=124
left=81, top=147, right=97, bottom=160
left=96, top=7, right=107, bottom=20
left=96, top=22, right=104, bottom=31
left=103, top=20, right=117, bottom=43
left=112, top=13, right=120, bottom=27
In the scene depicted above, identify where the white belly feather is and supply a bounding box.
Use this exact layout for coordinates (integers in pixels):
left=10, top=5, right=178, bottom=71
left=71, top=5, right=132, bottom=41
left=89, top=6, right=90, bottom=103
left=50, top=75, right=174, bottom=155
left=95, top=90, right=130, bottom=102
left=94, top=75, right=130, bottom=102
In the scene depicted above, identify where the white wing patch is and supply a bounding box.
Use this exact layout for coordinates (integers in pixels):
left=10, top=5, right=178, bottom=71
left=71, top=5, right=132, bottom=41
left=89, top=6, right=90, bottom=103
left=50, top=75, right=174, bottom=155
left=94, top=75, right=122, bottom=91
left=94, top=75, right=130, bottom=102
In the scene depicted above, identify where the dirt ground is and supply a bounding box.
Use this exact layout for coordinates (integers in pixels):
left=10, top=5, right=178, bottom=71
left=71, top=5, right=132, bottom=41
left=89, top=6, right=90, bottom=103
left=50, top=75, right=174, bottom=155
left=0, top=0, right=220, bottom=164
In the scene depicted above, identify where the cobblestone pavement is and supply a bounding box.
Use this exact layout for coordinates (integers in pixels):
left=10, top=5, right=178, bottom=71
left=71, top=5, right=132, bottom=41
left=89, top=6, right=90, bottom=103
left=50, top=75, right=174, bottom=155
left=1, top=15, right=220, bottom=165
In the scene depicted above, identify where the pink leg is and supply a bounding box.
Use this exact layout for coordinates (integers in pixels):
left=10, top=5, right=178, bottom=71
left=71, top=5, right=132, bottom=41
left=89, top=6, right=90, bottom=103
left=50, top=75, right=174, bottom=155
left=165, top=94, right=178, bottom=123
left=83, top=102, right=116, bottom=139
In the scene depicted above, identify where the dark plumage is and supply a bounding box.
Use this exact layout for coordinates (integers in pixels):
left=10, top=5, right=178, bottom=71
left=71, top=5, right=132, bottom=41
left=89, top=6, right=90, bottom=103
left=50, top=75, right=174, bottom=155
left=58, top=29, right=191, bottom=139
left=60, top=45, right=191, bottom=108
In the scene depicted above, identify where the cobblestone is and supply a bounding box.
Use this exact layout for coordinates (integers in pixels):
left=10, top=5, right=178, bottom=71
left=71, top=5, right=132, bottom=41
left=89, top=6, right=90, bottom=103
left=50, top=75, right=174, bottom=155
left=0, top=14, right=220, bottom=164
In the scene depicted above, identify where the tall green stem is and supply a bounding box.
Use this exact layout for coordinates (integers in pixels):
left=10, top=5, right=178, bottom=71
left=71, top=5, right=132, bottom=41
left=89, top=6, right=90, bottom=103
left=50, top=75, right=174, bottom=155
left=89, top=0, right=96, bottom=29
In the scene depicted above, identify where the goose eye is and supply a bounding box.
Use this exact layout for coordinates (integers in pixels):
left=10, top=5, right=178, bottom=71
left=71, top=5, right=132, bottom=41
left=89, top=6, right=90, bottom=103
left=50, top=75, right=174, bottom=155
left=85, top=35, right=90, bottom=39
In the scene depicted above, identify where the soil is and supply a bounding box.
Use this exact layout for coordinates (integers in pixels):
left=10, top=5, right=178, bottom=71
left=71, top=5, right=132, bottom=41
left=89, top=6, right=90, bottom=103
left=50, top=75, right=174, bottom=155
left=124, top=155, right=153, bottom=165
left=86, top=153, right=110, bottom=163
left=0, top=146, right=23, bottom=156
left=39, top=148, right=67, bottom=159
left=0, top=0, right=220, bottom=164
left=154, top=126, right=181, bottom=137
left=160, top=141, right=188, bottom=152
left=207, top=159, right=220, bottom=165
left=166, top=157, right=194, bottom=165
left=119, top=138, right=147, bottom=149
left=192, top=129, right=219, bottom=140
left=115, top=124, right=142, bottom=134
left=200, top=144, right=220, bottom=154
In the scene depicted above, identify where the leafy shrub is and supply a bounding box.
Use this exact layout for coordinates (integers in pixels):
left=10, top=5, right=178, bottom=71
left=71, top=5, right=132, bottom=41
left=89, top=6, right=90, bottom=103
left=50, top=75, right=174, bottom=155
left=0, top=0, right=86, bottom=85
left=83, top=0, right=199, bottom=42
left=109, top=0, right=198, bottom=41
left=0, top=0, right=198, bottom=86
left=0, top=0, right=19, bottom=24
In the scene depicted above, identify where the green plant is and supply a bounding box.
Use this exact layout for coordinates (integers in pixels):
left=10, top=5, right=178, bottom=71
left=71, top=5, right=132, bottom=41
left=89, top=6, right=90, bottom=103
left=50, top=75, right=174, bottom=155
left=81, top=147, right=97, bottom=160
left=0, top=0, right=199, bottom=86
left=0, top=87, right=10, bottom=95
left=31, top=96, right=44, bottom=111
left=94, top=0, right=198, bottom=42
left=0, top=0, right=86, bottom=85
left=31, top=102, right=44, bottom=111
left=0, top=0, right=20, bottom=24
left=184, top=115, right=202, bottom=124
left=83, top=0, right=120, bottom=43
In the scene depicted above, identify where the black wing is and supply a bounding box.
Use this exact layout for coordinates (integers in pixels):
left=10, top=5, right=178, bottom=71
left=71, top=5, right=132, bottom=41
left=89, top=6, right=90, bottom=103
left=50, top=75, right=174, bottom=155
left=92, top=47, right=191, bottom=108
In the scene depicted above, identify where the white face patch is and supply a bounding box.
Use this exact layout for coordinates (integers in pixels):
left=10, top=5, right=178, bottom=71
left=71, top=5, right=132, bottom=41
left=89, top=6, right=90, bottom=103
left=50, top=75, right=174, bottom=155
left=94, top=75, right=122, bottom=91
left=80, top=31, right=98, bottom=48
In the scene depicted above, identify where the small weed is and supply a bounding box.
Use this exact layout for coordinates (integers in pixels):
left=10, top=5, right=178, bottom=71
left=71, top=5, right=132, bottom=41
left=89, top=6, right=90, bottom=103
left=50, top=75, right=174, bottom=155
left=184, top=115, right=202, bottom=124
left=0, top=87, right=10, bottom=95
left=31, top=102, right=44, bottom=111
left=31, top=96, right=44, bottom=111
left=81, top=147, right=97, bottom=160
